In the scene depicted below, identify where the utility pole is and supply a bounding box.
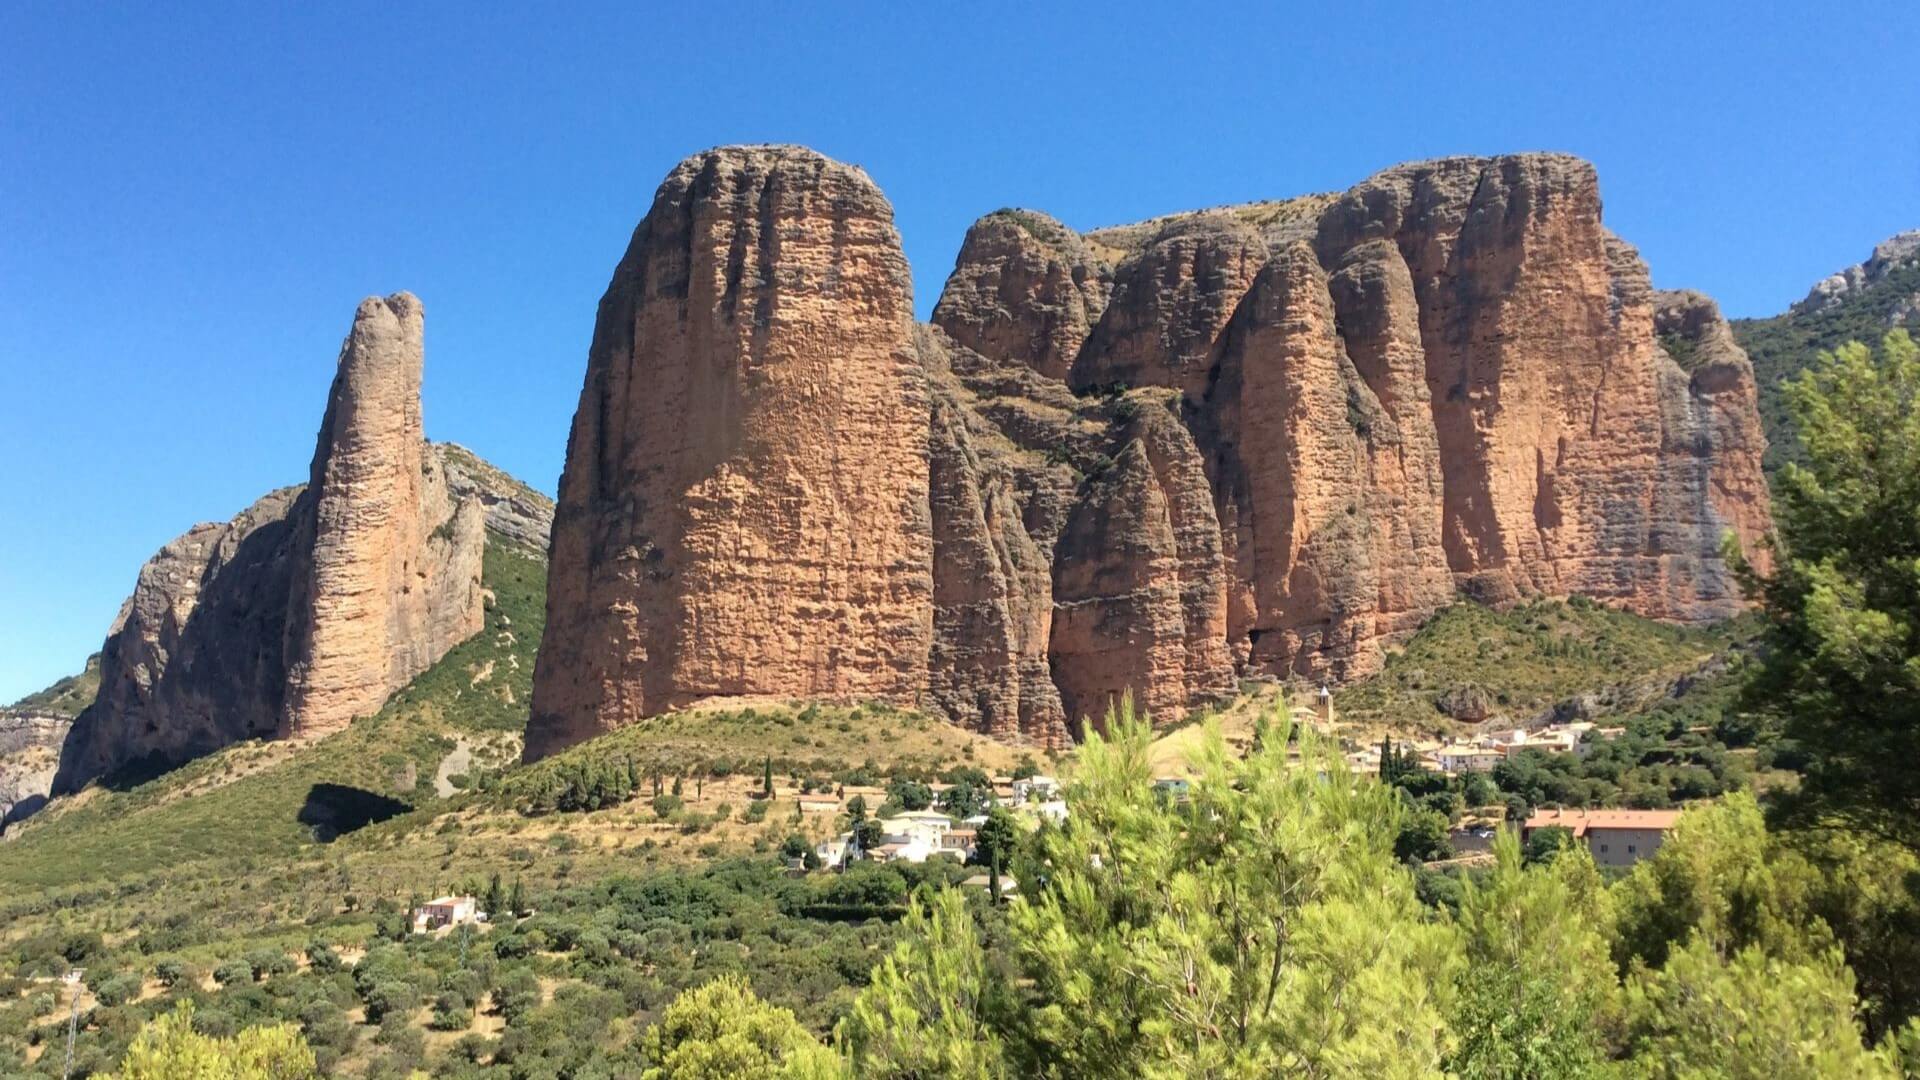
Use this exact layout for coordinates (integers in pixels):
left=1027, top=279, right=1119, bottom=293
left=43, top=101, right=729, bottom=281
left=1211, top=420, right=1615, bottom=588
left=62, top=967, right=83, bottom=1080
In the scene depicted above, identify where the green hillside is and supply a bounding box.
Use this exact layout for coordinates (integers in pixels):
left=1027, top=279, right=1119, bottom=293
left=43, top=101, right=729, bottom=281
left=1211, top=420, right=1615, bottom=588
left=7, top=653, right=101, bottom=718
left=1733, top=252, right=1920, bottom=474
left=0, top=538, right=545, bottom=891
left=1334, top=597, right=1745, bottom=735
left=0, top=534, right=1776, bottom=1076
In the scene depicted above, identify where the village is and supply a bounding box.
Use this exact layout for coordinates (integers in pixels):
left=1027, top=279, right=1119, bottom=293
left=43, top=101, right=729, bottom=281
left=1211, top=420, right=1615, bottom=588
left=404, top=690, right=1692, bottom=936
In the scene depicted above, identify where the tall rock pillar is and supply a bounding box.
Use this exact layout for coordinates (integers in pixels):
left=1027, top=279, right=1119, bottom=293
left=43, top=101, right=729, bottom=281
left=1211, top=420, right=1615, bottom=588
left=526, top=146, right=934, bottom=760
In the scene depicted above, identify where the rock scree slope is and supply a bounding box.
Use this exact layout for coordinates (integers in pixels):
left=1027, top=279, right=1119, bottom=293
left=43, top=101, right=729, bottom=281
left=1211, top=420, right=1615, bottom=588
left=525, top=145, right=1774, bottom=759
left=51, top=294, right=498, bottom=795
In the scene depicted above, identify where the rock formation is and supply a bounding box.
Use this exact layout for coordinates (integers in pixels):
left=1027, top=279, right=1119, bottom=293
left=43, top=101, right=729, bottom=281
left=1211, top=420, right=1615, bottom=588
left=1793, top=229, right=1920, bottom=317
left=526, top=146, right=936, bottom=760
left=931, top=211, right=1110, bottom=383
left=0, top=712, right=70, bottom=831
left=51, top=294, right=489, bottom=793
left=282, top=294, right=486, bottom=738
left=524, top=145, right=1775, bottom=758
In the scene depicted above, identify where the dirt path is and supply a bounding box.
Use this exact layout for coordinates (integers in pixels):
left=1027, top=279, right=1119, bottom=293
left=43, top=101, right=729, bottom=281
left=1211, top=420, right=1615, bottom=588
left=434, top=740, right=473, bottom=798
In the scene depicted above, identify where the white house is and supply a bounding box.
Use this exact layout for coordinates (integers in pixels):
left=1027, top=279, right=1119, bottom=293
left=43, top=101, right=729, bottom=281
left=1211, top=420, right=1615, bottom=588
left=815, top=833, right=858, bottom=869
left=412, top=896, right=478, bottom=933
left=1434, top=744, right=1504, bottom=774
left=1012, top=776, right=1060, bottom=805
left=873, top=811, right=961, bottom=863
left=1032, top=799, right=1069, bottom=824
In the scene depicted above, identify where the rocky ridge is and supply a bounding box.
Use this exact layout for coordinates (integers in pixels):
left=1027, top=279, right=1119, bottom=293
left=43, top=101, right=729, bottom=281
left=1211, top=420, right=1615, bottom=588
left=1792, top=229, right=1920, bottom=317
left=1733, top=227, right=1920, bottom=474
left=525, top=145, right=1774, bottom=759
left=49, top=294, right=522, bottom=795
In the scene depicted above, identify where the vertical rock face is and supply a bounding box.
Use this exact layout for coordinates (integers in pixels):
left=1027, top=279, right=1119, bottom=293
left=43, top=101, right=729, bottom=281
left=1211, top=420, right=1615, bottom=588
left=1203, top=245, right=1382, bottom=677
left=1651, top=288, right=1775, bottom=596
left=930, top=211, right=1111, bottom=382
left=924, top=331, right=1072, bottom=746
left=1, top=713, right=76, bottom=830
left=527, top=145, right=1774, bottom=755
left=1050, top=397, right=1234, bottom=730
left=526, top=146, right=934, bottom=761
left=1069, top=216, right=1269, bottom=400
left=51, top=295, right=487, bottom=794
left=1326, top=239, right=1455, bottom=640
left=283, top=294, right=486, bottom=737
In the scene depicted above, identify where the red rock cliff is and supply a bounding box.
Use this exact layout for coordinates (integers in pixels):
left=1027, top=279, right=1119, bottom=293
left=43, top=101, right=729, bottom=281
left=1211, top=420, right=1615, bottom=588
left=526, top=146, right=935, bottom=760
left=52, top=295, right=489, bottom=793
left=526, top=146, right=1773, bottom=755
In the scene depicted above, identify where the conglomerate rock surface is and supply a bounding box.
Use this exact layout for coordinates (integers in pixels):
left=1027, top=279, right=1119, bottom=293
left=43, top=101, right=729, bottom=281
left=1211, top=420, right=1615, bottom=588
left=524, top=145, right=1776, bottom=757
left=526, top=146, right=936, bottom=760
left=51, top=295, right=490, bottom=794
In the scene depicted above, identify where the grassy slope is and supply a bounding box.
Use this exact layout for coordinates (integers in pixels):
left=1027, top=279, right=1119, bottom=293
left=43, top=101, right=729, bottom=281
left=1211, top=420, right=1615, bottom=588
left=0, top=538, right=545, bottom=891
left=7, top=654, right=102, bottom=718
left=1332, top=599, right=1741, bottom=737
left=1733, top=256, right=1920, bottom=475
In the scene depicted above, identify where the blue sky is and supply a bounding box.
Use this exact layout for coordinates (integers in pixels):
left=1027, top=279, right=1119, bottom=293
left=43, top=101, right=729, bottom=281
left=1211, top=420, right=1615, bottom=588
left=2, top=2, right=1917, bottom=701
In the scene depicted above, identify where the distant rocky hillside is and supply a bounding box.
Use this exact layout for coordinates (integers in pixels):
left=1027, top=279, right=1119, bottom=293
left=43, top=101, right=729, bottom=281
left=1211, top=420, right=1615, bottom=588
left=525, top=145, right=1773, bottom=760
left=47, top=294, right=554, bottom=799
left=1734, top=230, right=1920, bottom=473
left=0, top=711, right=67, bottom=828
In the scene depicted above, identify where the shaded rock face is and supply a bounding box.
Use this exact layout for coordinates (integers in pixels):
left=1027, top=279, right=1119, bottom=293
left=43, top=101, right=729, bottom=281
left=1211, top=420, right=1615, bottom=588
left=527, top=146, right=935, bottom=760
left=52, top=295, right=488, bottom=794
left=1651, top=289, right=1774, bottom=589
left=1050, top=397, right=1235, bottom=732
left=923, top=329, right=1075, bottom=746
left=1070, top=215, right=1269, bottom=401
left=528, top=146, right=1774, bottom=756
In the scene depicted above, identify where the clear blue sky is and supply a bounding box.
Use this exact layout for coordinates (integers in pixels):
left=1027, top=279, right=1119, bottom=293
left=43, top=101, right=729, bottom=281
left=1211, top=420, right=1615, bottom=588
left=2, top=2, right=1916, bottom=701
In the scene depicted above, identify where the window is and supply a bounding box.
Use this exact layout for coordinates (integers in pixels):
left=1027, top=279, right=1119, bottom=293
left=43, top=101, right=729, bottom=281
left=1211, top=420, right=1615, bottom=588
left=1599, top=844, right=1609, bottom=853
left=1627, top=844, right=1637, bottom=854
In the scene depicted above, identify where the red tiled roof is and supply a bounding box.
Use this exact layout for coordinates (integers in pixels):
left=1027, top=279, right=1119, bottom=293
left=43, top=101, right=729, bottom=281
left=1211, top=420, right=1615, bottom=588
left=1524, top=808, right=1683, bottom=837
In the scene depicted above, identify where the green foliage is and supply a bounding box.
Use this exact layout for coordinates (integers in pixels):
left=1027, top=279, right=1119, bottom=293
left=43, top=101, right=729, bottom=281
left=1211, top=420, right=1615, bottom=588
left=1524, top=825, right=1577, bottom=865
left=972, top=807, right=1019, bottom=873
left=1734, top=257, right=1920, bottom=473
left=841, top=889, right=1009, bottom=1078
left=639, top=974, right=846, bottom=1080
left=1337, top=599, right=1733, bottom=732
left=1015, top=698, right=1460, bottom=1075
left=1447, top=831, right=1616, bottom=1077
left=1621, top=938, right=1898, bottom=1078
left=885, top=778, right=932, bottom=812
left=1395, top=808, right=1454, bottom=863
left=1744, top=331, right=1920, bottom=850
left=102, top=1002, right=317, bottom=1079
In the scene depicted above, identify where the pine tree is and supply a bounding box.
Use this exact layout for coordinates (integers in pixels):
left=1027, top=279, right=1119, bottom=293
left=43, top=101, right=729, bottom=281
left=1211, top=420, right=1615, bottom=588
left=841, top=888, right=1009, bottom=1078
left=508, top=877, right=526, bottom=919
left=483, top=873, right=504, bottom=919
left=104, top=1002, right=318, bottom=1079
left=1743, top=331, right=1920, bottom=851
left=763, top=755, right=775, bottom=798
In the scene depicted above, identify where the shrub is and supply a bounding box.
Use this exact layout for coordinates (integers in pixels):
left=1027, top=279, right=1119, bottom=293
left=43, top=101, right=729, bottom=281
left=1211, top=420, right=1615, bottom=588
left=212, top=959, right=255, bottom=987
